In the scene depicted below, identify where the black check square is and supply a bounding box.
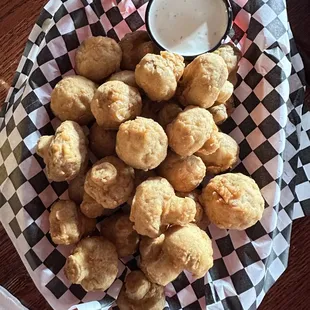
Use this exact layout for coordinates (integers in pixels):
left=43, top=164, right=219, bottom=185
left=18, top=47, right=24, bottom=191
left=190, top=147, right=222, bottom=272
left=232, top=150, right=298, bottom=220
left=0, top=165, right=8, bottom=185
left=231, top=269, right=253, bottom=294
left=125, top=11, right=144, bottom=32
left=23, top=40, right=34, bottom=57
left=239, top=116, right=257, bottom=137
left=262, top=89, right=285, bottom=113
left=16, top=116, right=37, bottom=139
left=1, top=139, right=11, bottom=161
left=36, top=8, right=52, bottom=27
left=244, top=0, right=264, bottom=14
left=46, top=277, right=67, bottom=299
left=35, top=32, right=45, bottom=46
left=219, top=117, right=238, bottom=134
left=205, top=283, right=219, bottom=305
left=107, top=28, right=120, bottom=42
left=6, top=116, right=15, bottom=137
left=44, top=249, right=66, bottom=275
left=258, top=115, right=281, bottom=139
left=21, top=58, right=34, bottom=75
left=25, top=249, right=42, bottom=271
left=215, top=235, right=235, bottom=257
left=24, top=196, right=46, bottom=220
left=29, top=171, right=50, bottom=194
left=9, top=218, right=22, bottom=238
left=172, top=272, right=190, bottom=293
left=51, top=181, right=68, bottom=197
left=132, top=0, right=148, bottom=9
left=243, top=92, right=260, bottom=113
left=252, top=166, right=274, bottom=188
left=90, top=21, right=106, bottom=37
left=243, top=42, right=262, bottom=66
left=231, top=23, right=244, bottom=44
left=13, top=141, right=32, bottom=164
left=9, top=167, right=27, bottom=190
left=70, top=284, right=87, bottom=300
left=254, top=140, right=278, bottom=164
left=190, top=278, right=204, bottom=299
left=246, top=220, right=268, bottom=241
left=70, top=8, right=89, bottom=29
left=184, top=301, right=201, bottom=310
left=288, top=107, right=301, bottom=127
left=21, top=91, right=41, bottom=114
left=63, top=31, right=80, bottom=51
left=23, top=222, right=45, bottom=247
left=106, top=7, right=123, bottom=27
left=236, top=243, right=261, bottom=267
left=45, top=25, right=61, bottom=43
left=222, top=296, right=243, bottom=310
left=56, top=53, right=73, bottom=75
left=39, top=122, right=55, bottom=136
left=167, top=295, right=181, bottom=310
left=247, top=18, right=264, bottom=41
left=49, top=76, right=62, bottom=89
left=29, top=68, right=48, bottom=89
left=300, top=199, right=310, bottom=216
left=244, top=68, right=263, bottom=89
left=8, top=193, right=23, bottom=215
left=209, top=258, right=229, bottom=281
left=265, top=65, right=285, bottom=88
left=232, top=162, right=251, bottom=175
left=37, top=46, right=54, bottom=66
left=54, top=4, right=68, bottom=23
left=90, top=0, right=105, bottom=18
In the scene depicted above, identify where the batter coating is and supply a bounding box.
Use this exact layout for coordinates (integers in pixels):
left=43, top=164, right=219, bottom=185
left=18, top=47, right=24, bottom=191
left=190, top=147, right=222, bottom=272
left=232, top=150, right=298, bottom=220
left=200, top=173, right=264, bottom=230
left=75, top=36, right=122, bottom=82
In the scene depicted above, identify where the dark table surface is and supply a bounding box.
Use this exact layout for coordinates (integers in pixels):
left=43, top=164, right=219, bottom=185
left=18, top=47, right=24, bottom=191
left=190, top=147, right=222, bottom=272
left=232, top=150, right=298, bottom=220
left=0, top=0, right=309, bottom=309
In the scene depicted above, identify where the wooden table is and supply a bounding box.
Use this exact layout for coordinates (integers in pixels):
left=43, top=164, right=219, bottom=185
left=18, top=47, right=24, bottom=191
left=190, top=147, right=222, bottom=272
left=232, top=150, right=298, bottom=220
left=0, top=0, right=309, bottom=309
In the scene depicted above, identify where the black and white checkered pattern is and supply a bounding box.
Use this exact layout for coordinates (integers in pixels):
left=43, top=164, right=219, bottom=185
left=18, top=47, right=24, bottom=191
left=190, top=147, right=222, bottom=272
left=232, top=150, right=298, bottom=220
left=0, top=0, right=309, bottom=309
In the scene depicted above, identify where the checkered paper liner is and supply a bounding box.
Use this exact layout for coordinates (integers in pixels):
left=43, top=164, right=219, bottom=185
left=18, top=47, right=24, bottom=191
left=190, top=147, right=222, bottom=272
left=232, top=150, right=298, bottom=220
left=0, top=0, right=309, bottom=309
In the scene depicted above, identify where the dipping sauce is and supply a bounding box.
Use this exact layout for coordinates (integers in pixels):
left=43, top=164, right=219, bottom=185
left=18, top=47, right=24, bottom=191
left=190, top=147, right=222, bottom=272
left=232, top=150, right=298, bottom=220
left=147, top=0, right=229, bottom=57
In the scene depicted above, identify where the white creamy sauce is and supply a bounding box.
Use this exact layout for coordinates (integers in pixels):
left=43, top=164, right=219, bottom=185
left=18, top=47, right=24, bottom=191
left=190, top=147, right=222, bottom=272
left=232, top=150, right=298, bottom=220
left=149, top=0, right=228, bottom=56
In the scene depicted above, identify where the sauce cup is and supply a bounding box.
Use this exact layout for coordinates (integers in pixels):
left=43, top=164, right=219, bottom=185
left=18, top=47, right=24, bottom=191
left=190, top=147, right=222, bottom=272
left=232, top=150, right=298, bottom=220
left=145, top=0, right=233, bottom=59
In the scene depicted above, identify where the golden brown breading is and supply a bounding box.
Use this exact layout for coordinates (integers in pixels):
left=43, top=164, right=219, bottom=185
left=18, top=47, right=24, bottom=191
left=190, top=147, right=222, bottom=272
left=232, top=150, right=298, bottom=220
left=135, top=52, right=185, bottom=101
left=49, top=200, right=96, bottom=245
left=82, top=156, right=135, bottom=217
left=196, top=132, right=239, bottom=174
left=116, top=117, right=168, bottom=171
left=91, top=81, right=142, bottom=129
left=130, top=177, right=196, bottom=238
left=200, top=173, right=264, bottom=230
left=75, top=36, right=122, bottom=82
left=166, top=106, right=216, bottom=156
left=178, top=53, right=228, bottom=108
left=65, top=237, right=118, bottom=291
left=157, top=151, right=206, bottom=192
left=117, top=270, right=165, bottom=310
left=36, top=121, right=88, bottom=182
left=50, top=75, right=96, bottom=125
left=139, top=224, right=213, bottom=285
left=176, top=190, right=210, bottom=230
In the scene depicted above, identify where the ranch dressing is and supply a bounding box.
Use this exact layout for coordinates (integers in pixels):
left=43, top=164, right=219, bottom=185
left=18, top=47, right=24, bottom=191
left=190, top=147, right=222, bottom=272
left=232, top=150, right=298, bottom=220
left=148, top=0, right=229, bottom=56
